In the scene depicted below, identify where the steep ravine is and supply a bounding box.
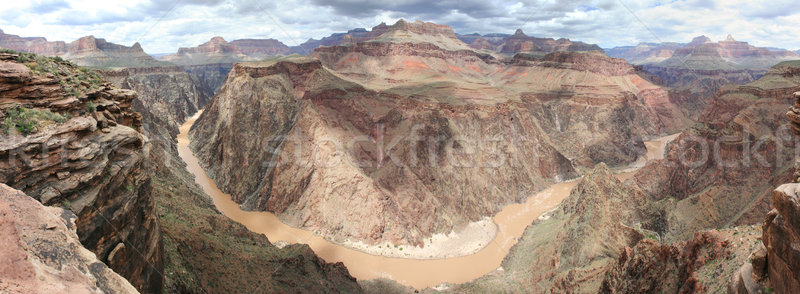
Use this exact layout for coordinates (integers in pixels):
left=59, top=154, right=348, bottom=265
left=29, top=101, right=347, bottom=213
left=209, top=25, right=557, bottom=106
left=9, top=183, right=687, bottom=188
left=100, top=62, right=362, bottom=292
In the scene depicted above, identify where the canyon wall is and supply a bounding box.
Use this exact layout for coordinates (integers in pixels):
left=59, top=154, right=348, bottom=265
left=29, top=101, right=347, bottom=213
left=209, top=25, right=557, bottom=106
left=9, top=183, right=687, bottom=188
left=189, top=20, right=684, bottom=247
left=0, top=52, right=162, bottom=292
left=633, top=60, right=800, bottom=243
left=100, top=61, right=363, bottom=292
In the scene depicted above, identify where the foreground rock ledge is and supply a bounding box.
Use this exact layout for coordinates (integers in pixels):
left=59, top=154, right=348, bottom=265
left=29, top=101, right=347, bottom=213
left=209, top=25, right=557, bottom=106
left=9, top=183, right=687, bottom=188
left=0, top=183, right=138, bottom=293
left=763, top=183, right=800, bottom=293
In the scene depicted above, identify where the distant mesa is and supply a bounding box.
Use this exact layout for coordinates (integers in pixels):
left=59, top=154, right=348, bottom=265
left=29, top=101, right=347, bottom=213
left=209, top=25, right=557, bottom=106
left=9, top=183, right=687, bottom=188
left=0, top=29, right=168, bottom=68
left=456, top=28, right=603, bottom=53
left=607, top=34, right=800, bottom=69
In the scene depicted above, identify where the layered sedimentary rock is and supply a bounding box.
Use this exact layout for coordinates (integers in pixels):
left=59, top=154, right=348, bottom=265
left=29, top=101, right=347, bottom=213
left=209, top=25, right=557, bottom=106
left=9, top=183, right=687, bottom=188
left=189, top=20, right=684, bottom=246
left=633, top=60, right=800, bottom=243
left=161, top=37, right=251, bottom=65
left=291, top=23, right=390, bottom=54
left=183, top=63, right=233, bottom=92
left=457, top=29, right=603, bottom=53
left=609, top=36, right=800, bottom=119
left=605, top=42, right=683, bottom=65
left=608, top=35, right=800, bottom=68
left=602, top=231, right=734, bottom=293
left=0, top=52, right=161, bottom=292
left=497, top=29, right=602, bottom=54
left=0, top=30, right=168, bottom=68
left=161, top=36, right=292, bottom=66
left=103, top=48, right=363, bottom=292
left=0, top=183, right=138, bottom=294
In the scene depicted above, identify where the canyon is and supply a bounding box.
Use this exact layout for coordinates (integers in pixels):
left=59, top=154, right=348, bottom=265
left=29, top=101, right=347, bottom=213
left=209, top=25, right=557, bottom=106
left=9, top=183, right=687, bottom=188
left=189, top=20, right=689, bottom=249
left=2, top=16, right=800, bottom=294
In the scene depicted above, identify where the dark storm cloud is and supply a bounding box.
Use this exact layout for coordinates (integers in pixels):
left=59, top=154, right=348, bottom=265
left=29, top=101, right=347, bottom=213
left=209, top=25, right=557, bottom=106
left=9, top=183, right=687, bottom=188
left=4, top=0, right=800, bottom=54
left=310, top=0, right=507, bottom=18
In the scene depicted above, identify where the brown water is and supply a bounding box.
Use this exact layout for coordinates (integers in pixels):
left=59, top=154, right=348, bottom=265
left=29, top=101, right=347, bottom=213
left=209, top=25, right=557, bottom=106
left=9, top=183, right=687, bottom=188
left=177, top=111, right=678, bottom=289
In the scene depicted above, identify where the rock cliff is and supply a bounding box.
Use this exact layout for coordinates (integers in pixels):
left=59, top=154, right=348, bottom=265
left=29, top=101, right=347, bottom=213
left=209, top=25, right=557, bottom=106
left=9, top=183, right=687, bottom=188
left=97, top=51, right=363, bottom=292
left=608, top=36, right=800, bottom=120
left=456, top=29, right=603, bottom=53
left=758, top=184, right=800, bottom=293
left=0, top=52, right=162, bottom=292
left=0, top=183, right=139, bottom=294
left=100, top=65, right=213, bottom=139
left=0, top=30, right=168, bottom=68
left=189, top=20, right=685, bottom=246
left=633, top=60, right=800, bottom=243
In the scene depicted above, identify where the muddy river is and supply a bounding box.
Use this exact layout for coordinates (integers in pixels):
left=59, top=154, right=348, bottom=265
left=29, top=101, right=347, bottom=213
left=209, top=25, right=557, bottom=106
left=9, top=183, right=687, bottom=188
left=177, top=111, right=679, bottom=289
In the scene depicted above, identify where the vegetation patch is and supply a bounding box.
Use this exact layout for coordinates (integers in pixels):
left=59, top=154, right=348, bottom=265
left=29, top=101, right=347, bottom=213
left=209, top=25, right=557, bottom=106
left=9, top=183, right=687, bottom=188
left=2, top=107, right=67, bottom=135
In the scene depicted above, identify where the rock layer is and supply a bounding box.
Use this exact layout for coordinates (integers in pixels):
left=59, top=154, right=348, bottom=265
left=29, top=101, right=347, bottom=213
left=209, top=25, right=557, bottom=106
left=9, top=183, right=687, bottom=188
left=633, top=60, right=800, bottom=242
left=0, top=52, right=162, bottom=293
left=0, top=30, right=168, bottom=68
left=0, top=183, right=139, bottom=294
left=189, top=20, right=685, bottom=246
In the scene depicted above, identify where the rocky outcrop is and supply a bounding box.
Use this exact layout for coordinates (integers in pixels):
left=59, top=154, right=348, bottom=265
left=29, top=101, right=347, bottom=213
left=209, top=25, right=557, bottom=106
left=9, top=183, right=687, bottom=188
left=161, top=37, right=251, bottom=65
left=190, top=56, right=577, bottom=246
left=609, top=36, right=799, bottom=119
left=160, top=36, right=292, bottom=66
left=727, top=184, right=800, bottom=294
left=608, top=35, right=799, bottom=68
left=601, top=231, right=734, bottom=293
left=291, top=24, right=390, bottom=54
left=605, top=42, right=682, bottom=65
left=0, top=52, right=161, bottom=293
left=110, top=59, right=364, bottom=293
left=0, top=183, right=139, bottom=294
left=761, top=183, right=800, bottom=292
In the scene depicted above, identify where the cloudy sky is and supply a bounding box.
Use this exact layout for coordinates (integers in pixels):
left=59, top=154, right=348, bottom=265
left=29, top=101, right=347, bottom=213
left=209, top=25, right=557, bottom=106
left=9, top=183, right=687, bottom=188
left=0, top=0, right=798, bottom=53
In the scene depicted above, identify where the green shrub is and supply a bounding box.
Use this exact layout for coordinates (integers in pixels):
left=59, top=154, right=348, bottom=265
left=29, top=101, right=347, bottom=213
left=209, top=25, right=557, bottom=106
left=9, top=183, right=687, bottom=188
left=17, top=54, right=30, bottom=63
left=62, top=199, right=71, bottom=209
left=87, top=101, right=96, bottom=112
left=1, top=107, right=66, bottom=135
left=0, top=48, right=18, bottom=54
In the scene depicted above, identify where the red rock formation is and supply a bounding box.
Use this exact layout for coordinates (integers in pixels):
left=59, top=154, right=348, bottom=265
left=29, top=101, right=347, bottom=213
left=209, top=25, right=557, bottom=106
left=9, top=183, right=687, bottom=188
left=162, top=36, right=292, bottom=66
left=496, top=29, right=602, bottom=54
left=0, top=30, right=167, bottom=68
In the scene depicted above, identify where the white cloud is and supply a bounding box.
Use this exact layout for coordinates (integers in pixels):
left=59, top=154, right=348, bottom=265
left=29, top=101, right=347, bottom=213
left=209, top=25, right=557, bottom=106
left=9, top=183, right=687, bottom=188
left=0, top=0, right=797, bottom=53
